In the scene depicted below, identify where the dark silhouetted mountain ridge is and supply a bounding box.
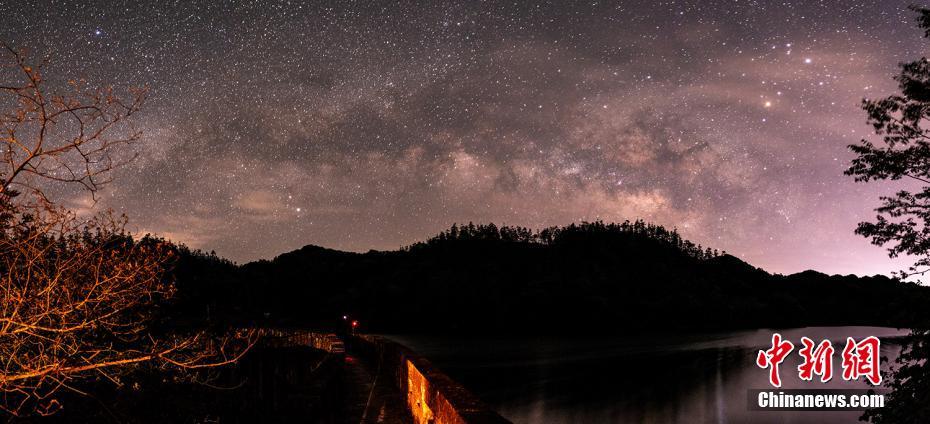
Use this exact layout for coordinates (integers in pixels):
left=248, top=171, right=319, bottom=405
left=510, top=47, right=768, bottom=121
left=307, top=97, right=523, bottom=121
left=168, top=220, right=930, bottom=333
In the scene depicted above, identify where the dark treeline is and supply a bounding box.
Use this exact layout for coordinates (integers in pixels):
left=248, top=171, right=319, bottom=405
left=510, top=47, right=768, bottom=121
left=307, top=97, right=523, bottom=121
left=162, top=220, right=930, bottom=334
left=417, top=220, right=721, bottom=260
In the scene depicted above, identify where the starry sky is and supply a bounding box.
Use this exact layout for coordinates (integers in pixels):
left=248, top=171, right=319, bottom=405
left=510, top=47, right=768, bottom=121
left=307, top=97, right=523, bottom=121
left=2, top=0, right=927, bottom=276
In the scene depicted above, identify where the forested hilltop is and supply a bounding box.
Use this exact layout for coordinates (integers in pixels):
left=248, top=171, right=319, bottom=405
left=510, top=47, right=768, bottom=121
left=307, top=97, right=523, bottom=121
left=163, top=220, right=930, bottom=334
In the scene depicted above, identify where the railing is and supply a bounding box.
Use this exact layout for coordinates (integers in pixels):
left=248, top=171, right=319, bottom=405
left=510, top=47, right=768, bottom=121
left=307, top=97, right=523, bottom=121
left=258, top=328, right=342, bottom=352
left=256, top=329, right=511, bottom=423
left=348, top=334, right=512, bottom=424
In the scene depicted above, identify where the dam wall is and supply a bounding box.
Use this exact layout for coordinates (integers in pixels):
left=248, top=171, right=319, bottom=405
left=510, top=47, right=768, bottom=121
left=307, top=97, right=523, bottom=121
left=347, top=334, right=512, bottom=424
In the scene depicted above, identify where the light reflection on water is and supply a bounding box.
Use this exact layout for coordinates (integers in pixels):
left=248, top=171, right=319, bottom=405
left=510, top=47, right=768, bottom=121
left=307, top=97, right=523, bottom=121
left=389, top=327, right=909, bottom=424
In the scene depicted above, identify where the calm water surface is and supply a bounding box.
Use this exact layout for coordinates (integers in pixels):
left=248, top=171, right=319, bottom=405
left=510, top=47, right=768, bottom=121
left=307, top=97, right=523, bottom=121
left=389, top=327, right=908, bottom=424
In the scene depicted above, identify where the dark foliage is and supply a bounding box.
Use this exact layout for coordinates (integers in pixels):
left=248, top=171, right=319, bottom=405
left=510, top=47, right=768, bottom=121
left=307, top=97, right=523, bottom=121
left=172, top=220, right=930, bottom=334
left=861, top=330, right=930, bottom=424
left=18, top=345, right=345, bottom=424
left=848, top=6, right=930, bottom=424
left=417, top=220, right=721, bottom=260
left=846, top=5, right=930, bottom=281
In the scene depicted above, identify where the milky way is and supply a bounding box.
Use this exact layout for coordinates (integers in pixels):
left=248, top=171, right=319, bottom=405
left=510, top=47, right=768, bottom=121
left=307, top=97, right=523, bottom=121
left=2, top=0, right=926, bottom=275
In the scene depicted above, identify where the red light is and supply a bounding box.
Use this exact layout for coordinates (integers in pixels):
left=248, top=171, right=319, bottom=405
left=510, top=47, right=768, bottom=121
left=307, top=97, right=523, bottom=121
left=351, top=320, right=358, bottom=327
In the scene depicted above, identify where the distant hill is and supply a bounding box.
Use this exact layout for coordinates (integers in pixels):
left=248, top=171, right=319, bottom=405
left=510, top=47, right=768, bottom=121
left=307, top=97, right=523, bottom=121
left=167, top=221, right=930, bottom=333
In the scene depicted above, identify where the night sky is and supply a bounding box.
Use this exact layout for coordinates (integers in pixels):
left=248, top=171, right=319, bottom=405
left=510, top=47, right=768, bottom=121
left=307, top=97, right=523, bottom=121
left=2, top=0, right=926, bottom=276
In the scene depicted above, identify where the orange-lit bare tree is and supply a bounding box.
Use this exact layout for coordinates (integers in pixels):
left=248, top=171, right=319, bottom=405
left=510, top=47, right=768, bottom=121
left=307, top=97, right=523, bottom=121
left=0, top=43, right=254, bottom=416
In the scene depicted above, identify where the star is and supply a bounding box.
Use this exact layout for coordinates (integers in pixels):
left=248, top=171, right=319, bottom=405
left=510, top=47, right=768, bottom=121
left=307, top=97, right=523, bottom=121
left=0, top=0, right=912, bottom=277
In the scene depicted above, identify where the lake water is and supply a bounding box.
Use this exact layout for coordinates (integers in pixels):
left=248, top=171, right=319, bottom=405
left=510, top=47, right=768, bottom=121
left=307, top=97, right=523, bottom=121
left=389, top=327, right=909, bottom=424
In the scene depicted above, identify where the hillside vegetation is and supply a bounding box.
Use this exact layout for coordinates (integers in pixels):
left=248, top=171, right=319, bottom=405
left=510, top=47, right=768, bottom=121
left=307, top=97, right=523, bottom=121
left=167, top=220, right=930, bottom=333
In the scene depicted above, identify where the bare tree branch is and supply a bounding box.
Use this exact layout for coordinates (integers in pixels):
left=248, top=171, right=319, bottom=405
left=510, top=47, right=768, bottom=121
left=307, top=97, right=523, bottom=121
left=0, top=44, right=256, bottom=417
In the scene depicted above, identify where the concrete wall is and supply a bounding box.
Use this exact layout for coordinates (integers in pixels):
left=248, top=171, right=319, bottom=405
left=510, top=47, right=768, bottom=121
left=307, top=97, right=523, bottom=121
left=349, top=335, right=512, bottom=424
